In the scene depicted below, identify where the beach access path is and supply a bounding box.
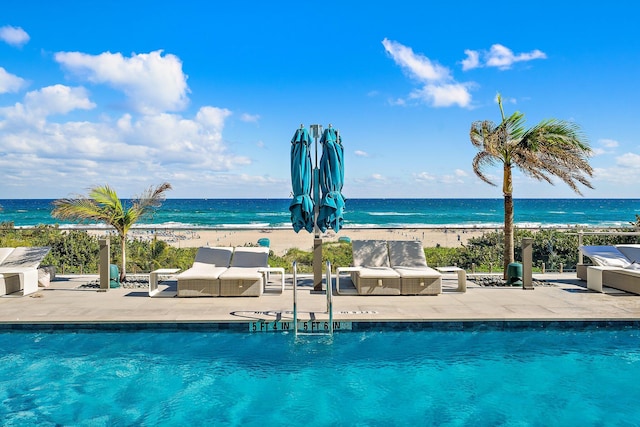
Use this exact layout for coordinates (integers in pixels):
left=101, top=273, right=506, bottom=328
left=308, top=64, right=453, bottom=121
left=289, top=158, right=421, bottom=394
left=2, top=273, right=640, bottom=326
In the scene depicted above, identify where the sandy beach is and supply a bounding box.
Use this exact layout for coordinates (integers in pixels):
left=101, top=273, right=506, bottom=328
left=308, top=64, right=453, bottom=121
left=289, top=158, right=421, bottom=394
left=127, top=227, right=491, bottom=255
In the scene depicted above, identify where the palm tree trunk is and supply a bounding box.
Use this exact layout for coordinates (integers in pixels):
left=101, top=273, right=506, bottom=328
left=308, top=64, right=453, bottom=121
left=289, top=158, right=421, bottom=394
left=120, top=235, right=127, bottom=281
left=503, top=163, right=514, bottom=278
left=503, top=194, right=514, bottom=278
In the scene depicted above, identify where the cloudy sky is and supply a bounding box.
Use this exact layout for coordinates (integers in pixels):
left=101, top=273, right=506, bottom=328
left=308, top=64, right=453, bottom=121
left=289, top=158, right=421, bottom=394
left=1, top=1, right=639, bottom=199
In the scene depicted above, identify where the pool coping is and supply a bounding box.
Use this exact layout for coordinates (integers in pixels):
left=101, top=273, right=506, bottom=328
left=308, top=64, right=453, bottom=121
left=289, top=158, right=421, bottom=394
left=2, top=319, right=640, bottom=332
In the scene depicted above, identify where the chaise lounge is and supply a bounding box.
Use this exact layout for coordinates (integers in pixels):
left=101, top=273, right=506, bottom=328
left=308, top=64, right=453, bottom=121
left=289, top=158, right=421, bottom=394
left=0, top=246, right=51, bottom=296
left=579, top=245, right=640, bottom=294
left=219, top=247, right=271, bottom=297
left=176, top=247, right=233, bottom=297
left=388, top=240, right=442, bottom=295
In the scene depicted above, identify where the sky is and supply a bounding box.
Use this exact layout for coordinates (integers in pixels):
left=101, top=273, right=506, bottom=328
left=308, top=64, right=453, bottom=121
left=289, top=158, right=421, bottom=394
left=1, top=1, right=639, bottom=199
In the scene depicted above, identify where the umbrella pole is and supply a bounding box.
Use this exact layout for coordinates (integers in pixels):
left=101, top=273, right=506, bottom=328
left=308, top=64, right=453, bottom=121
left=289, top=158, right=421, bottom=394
left=313, top=128, right=323, bottom=292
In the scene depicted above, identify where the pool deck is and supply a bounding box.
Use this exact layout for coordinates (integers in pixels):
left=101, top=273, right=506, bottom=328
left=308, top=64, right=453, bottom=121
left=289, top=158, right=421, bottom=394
left=1, top=272, right=640, bottom=327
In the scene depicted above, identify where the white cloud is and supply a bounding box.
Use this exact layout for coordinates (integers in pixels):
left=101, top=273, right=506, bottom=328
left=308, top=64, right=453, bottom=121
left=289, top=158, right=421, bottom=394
left=599, top=138, right=619, bottom=148
left=0, top=26, right=30, bottom=47
left=461, top=49, right=480, bottom=71
left=371, top=173, right=386, bottom=181
left=454, top=169, right=467, bottom=177
left=240, top=113, right=260, bottom=123
left=0, top=67, right=27, bottom=93
left=54, top=50, right=189, bottom=114
left=616, top=152, right=640, bottom=168
left=462, top=44, right=547, bottom=71
left=382, top=38, right=450, bottom=81
left=0, top=82, right=253, bottom=196
left=24, top=85, right=96, bottom=116
left=414, top=172, right=436, bottom=182
left=409, top=83, right=472, bottom=108
left=382, top=38, right=472, bottom=108
left=354, top=150, right=369, bottom=157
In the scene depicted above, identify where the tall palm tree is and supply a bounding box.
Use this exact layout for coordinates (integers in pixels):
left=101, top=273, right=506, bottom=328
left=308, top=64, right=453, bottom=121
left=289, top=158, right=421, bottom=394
left=470, top=94, right=593, bottom=276
left=52, top=182, right=172, bottom=281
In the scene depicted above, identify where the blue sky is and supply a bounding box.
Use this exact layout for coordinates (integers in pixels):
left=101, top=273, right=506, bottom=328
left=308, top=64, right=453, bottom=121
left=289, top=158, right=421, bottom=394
left=1, top=1, right=639, bottom=199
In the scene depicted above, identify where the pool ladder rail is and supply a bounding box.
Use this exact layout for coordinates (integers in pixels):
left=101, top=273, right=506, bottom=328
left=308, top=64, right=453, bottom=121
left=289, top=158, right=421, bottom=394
left=292, top=261, right=334, bottom=337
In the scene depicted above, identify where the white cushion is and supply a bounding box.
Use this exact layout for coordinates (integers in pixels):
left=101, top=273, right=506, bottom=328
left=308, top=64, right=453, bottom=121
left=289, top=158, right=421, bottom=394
left=219, top=267, right=263, bottom=280
left=230, top=247, right=269, bottom=268
left=352, top=240, right=390, bottom=267
left=579, top=245, right=630, bottom=268
left=0, top=248, right=14, bottom=265
left=394, top=266, right=441, bottom=278
left=193, top=247, right=233, bottom=267
left=177, top=266, right=227, bottom=280
left=357, top=267, right=400, bottom=279
left=388, top=240, right=428, bottom=268
left=615, top=245, right=640, bottom=264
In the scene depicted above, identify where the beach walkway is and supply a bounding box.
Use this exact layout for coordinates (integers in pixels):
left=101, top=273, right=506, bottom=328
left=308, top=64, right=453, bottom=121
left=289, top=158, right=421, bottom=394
left=2, top=273, right=640, bottom=326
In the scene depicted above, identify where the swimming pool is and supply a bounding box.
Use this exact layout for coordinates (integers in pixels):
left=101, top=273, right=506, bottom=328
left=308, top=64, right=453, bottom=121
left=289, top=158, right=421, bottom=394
left=1, top=327, right=639, bottom=426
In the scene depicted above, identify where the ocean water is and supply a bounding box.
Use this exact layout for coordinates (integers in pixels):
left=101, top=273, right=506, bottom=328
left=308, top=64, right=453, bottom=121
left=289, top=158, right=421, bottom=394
left=1, top=328, right=640, bottom=426
left=0, top=198, right=639, bottom=229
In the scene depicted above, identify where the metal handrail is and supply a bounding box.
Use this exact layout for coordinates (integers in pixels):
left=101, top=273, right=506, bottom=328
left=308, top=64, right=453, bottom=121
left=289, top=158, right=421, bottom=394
left=292, top=261, right=297, bottom=337
left=326, top=261, right=333, bottom=335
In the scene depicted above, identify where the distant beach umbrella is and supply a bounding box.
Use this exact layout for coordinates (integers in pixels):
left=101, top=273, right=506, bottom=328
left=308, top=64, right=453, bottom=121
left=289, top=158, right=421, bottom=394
left=317, top=127, right=345, bottom=233
left=289, top=127, right=315, bottom=233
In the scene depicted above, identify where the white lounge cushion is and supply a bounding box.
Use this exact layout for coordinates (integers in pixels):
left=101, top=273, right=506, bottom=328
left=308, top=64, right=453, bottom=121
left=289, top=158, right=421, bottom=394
left=0, top=248, right=14, bottom=265
left=615, top=245, right=640, bottom=264
left=394, top=266, right=441, bottom=278
left=356, top=267, right=400, bottom=279
left=352, top=240, right=390, bottom=267
left=191, top=247, right=233, bottom=269
left=177, top=266, right=227, bottom=280
left=578, top=245, right=631, bottom=268
left=230, top=247, right=269, bottom=268
left=219, top=267, right=263, bottom=280
left=0, top=246, right=51, bottom=269
left=388, top=240, right=428, bottom=268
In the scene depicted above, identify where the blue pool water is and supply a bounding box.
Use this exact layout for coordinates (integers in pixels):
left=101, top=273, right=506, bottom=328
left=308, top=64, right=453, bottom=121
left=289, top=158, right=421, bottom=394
left=1, top=328, right=640, bottom=426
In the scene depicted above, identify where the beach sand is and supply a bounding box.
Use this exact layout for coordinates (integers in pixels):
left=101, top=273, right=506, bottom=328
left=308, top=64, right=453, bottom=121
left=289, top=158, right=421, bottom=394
left=127, top=227, right=491, bottom=255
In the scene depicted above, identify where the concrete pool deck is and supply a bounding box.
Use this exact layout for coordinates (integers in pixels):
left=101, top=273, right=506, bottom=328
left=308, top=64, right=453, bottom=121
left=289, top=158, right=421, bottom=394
left=2, top=272, right=640, bottom=326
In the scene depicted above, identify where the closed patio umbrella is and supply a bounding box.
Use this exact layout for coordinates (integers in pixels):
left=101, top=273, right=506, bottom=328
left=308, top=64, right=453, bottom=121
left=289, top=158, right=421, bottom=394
left=289, top=127, right=315, bottom=233
left=317, top=127, right=345, bottom=233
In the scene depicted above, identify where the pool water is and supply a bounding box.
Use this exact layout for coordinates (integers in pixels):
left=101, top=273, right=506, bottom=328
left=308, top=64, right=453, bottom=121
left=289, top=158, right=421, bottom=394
left=1, top=328, right=639, bottom=426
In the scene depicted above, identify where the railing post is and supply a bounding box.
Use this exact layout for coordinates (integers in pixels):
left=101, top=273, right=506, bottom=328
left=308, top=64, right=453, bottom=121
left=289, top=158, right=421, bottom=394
left=522, top=237, right=534, bottom=290
left=99, top=239, right=110, bottom=291
left=578, top=229, right=584, bottom=264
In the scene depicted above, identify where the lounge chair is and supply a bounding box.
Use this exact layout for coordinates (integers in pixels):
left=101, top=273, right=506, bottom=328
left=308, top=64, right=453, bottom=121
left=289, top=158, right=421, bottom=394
left=176, top=247, right=233, bottom=297
left=219, top=247, right=271, bottom=297
left=578, top=245, right=640, bottom=294
left=388, top=240, right=442, bottom=295
left=348, top=240, right=401, bottom=295
left=0, top=246, right=51, bottom=296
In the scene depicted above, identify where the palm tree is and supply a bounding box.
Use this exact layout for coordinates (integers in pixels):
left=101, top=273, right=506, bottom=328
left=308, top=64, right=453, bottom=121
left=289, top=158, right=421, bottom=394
left=470, top=94, right=593, bottom=276
left=52, top=182, right=172, bottom=281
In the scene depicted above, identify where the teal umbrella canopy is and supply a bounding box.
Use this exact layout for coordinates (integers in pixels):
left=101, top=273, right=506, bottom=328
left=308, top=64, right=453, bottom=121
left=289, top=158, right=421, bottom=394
left=317, top=128, right=345, bottom=233
left=289, top=127, right=315, bottom=233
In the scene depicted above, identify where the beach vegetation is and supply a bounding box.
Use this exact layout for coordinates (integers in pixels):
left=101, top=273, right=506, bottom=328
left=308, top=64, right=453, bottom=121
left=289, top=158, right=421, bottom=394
left=51, top=183, right=172, bottom=280
left=470, top=93, right=593, bottom=277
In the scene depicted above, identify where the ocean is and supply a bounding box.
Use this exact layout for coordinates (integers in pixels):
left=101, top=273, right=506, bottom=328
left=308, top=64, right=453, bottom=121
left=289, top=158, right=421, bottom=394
left=0, top=199, right=638, bottom=229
